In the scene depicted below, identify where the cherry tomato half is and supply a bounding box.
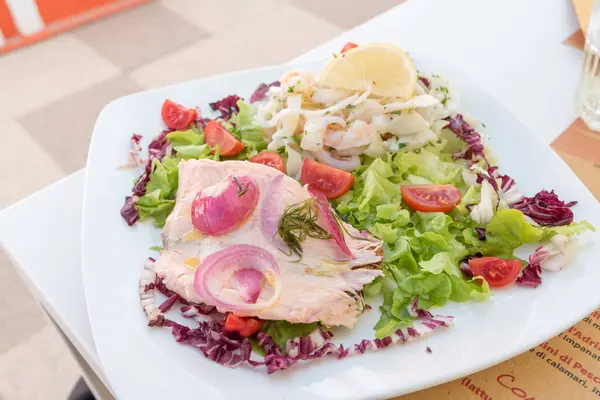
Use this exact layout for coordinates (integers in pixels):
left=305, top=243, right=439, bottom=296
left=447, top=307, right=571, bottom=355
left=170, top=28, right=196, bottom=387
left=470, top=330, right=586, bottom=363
left=223, top=314, right=264, bottom=338
left=301, top=158, right=355, bottom=199
left=401, top=184, right=461, bottom=212
left=469, top=257, right=522, bottom=288
left=204, top=120, right=245, bottom=156
left=249, top=152, right=286, bottom=173
left=161, top=99, right=197, bottom=131
left=341, top=42, right=358, bottom=53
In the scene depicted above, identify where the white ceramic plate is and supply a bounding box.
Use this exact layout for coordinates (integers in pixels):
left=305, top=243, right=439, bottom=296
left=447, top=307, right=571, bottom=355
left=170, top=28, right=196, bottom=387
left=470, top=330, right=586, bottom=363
left=82, top=56, right=600, bottom=400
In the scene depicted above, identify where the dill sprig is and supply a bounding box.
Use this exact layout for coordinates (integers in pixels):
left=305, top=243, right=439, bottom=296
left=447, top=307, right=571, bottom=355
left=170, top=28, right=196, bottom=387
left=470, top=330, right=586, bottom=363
left=278, top=198, right=331, bottom=258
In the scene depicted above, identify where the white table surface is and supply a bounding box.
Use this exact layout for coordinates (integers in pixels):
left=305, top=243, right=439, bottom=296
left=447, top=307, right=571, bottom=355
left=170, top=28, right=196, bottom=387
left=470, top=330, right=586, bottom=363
left=0, top=0, right=582, bottom=395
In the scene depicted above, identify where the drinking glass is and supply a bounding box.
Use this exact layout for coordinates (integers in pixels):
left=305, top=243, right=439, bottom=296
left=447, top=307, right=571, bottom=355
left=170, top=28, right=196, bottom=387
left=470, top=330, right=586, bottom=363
left=575, top=0, right=600, bottom=131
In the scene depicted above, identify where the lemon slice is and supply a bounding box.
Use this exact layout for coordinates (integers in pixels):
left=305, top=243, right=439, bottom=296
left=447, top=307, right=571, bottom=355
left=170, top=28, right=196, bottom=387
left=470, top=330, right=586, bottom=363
left=317, top=43, right=417, bottom=98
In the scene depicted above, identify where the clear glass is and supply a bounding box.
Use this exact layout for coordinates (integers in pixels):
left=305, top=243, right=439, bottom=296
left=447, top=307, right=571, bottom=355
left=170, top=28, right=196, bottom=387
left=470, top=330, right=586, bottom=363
left=575, top=0, right=600, bottom=131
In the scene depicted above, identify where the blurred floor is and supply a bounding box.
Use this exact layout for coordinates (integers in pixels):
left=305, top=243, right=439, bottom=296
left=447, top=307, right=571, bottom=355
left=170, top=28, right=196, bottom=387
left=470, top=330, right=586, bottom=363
left=0, top=0, right=404, bottom=398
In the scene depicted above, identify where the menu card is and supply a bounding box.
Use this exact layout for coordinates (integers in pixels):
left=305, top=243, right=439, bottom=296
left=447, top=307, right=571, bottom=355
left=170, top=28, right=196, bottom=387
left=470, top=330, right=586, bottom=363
left=395, top=18, right=600, bottom=397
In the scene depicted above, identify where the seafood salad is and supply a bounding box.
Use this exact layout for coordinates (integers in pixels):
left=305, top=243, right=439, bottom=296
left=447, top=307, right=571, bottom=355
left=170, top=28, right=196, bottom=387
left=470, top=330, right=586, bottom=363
left=124, top=42, right=594, bottom=373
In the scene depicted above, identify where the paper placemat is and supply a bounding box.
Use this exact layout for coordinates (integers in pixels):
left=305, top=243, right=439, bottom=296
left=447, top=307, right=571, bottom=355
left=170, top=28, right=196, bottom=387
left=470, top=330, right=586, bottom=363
left=395, top=118, right=600, bottom=399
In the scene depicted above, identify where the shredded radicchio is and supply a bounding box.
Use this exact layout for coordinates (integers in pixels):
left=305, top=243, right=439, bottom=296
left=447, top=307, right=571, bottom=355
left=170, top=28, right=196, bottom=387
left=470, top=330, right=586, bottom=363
left=458, top=253, right=483, bottom=279
left=119, top=128, right=174, bottom=225
left=516, top=246, right=550, bottom=288
left=210, top=95, right=242, bottom=120
left=474, top=227, right=487, bottom=241
left=250, top=81, right=281, bottom=103
left=444, top=114, right=487, bottom=163
left=120, top=134, right=145, bottom=168
left=511, top=190, right=576, bottom=227
left=120, top=196, right=139, bottom=226
left=193, top=107, right=211, bottom=129
left=140, top=259, right=453, bottom=374
left=475, top=166, right=522, bottom=205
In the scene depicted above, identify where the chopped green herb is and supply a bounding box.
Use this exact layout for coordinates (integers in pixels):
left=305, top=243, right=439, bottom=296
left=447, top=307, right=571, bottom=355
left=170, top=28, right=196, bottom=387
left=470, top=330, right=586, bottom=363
left=324, top=110, right=330, bottom=115
left=287, top=86, right=295, bottom=93
left=332, top=53, right=338, bottom=58
left=278, top=198, right=332, bottom=258
left=148, top=245, right=163, bottom=252
left=346, top=104, right=356, bottom=109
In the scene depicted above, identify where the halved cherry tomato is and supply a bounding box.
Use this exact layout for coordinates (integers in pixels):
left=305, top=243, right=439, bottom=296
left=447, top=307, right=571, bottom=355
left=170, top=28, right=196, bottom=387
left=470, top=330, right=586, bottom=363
left=301, top=158, right=355, bottom=199
left=223, top=314, right=264, bottom=338
left=161, top=99, right=197, bottom=131
left=469, top=257, right=522, bottom=288
left=341, top=42, right=358, bottom=53
left=204, top=120, right=245, bottom=156
left=401, top=184, right=461, bottom=212
left=249, top=152, right=286, bottom=173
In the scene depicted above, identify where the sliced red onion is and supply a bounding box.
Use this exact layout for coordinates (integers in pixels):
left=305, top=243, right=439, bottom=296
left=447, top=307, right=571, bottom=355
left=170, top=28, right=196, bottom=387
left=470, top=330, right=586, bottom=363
left=232, top=269, right=264, bottom=303
left=194, top=244, right=281, bottom=311
left=191, top=176, right=259, bottom=236
left=308, top=188, right=354, bottom=259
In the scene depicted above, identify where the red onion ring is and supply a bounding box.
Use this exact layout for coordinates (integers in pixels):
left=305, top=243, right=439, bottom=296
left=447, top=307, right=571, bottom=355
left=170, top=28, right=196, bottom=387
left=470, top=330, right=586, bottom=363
left=193, top=244, right=281, bottom=311
left=308, top=188, right=354, bottom=259
left=191, top=176, right=259, bottom=236
left=232, top=268, right=264, bottom=303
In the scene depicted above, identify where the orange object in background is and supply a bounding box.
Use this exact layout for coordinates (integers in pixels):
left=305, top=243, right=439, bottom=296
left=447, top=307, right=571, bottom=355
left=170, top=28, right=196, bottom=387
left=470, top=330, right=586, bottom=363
left=0, top=0, right=149, bottom=54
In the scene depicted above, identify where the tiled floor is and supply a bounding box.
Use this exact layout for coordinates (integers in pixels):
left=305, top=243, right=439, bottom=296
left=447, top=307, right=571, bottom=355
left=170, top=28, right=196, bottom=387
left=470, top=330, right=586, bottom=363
left=0, top=0, right=405, bottom=398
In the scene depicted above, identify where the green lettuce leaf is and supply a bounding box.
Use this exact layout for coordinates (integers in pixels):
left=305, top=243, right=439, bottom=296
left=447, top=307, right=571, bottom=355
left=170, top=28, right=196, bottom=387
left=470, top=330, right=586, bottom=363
left=260, top=321, right=320, bottom=349
left=391, top=272, right=452, bottom=317
left=448, top=275, right=491, bottom=302
left=457, top=186, right=481, bottom=214
left=230, top=100, right=267, bottom=155
left=166, top=129, right=204, bottom=146
left=357, top=162, right=400, bottom=212
left=146, top=157, right=178, bottom=198
left=173, top=144, right=210, bottom=160
left=394, top=149, right=463, bottom=185
left=543, top=220, right=596, bottom=237
left=486, top=209, right=544, bottom=247
left=419, top=252, right=461, bottom=276
left=376, top=204, right=399, bottom=220
left=136, top=189, right=175, bottom=227
left=368, top=223, right=398, bottom=244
